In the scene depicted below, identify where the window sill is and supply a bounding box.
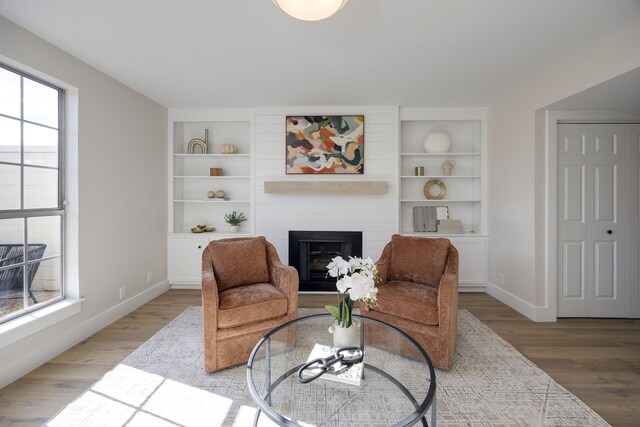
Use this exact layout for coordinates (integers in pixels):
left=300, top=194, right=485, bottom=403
left=0, top=299, right=83, bottom=350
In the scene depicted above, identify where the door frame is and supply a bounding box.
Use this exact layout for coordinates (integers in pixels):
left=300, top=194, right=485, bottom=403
left=543, top=110, right=640, bottom=321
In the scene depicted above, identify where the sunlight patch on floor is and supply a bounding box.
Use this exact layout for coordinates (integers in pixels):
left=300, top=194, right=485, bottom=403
left=45, top=364, right=234, bottom=427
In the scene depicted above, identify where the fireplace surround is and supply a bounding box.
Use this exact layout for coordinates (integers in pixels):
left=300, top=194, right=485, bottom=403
left=288, top=231, right=363, bottom=292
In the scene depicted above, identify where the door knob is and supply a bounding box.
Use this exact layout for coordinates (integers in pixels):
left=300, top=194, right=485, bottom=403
left=606, top=230, right=613, bottom=235
left=198, top=245, right=202, bottom=249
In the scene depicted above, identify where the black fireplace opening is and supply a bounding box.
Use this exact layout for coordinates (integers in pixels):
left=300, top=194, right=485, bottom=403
left=289, top=231, right=363, bottom=292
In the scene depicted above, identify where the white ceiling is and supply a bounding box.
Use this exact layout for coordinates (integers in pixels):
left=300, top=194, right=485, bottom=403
left=1, top=0, right=639, bottom=109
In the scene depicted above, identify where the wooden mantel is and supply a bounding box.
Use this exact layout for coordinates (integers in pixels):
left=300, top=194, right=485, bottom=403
left=264, top=180, right=388, bottom=195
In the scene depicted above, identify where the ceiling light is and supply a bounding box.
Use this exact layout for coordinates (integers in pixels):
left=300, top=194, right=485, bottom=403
left=272, top=0, right=350, bottom=21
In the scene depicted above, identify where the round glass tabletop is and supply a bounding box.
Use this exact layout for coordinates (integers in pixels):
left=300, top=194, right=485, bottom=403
left=247, top=313, right=437, bottom=426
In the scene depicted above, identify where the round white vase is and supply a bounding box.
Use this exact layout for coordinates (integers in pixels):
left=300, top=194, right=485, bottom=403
left=328, top=320, right=361, bottom=347
left=424, top=131, right=451, bottom=153
left=229, top=225, right=240, bottom=233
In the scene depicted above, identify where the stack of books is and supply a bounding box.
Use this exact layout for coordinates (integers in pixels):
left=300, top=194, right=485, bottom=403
left=413, top=206, right=438, bottom=232
left=437, top=219, right=464, bottom=234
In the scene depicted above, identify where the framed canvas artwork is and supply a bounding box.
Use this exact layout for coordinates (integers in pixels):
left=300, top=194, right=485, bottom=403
left=285, top=115, right=364, bottom=174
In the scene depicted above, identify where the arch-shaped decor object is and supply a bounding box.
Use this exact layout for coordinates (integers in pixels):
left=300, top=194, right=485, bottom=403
left=187, top=129, right=209, bottom=154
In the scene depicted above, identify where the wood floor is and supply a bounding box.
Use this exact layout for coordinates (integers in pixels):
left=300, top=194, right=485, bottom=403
left=0, top=290, right=638, bottom=426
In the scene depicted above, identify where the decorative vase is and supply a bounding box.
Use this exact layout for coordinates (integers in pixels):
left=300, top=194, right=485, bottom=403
left=219, top=144, right=237, bottom=154
left=328, top=319, right=361, bottom=347
left=424, top=131, right=451, bottom=153
left=441, top=160, right=456, bottom=176
left=229, top=225, right=240, bottom=233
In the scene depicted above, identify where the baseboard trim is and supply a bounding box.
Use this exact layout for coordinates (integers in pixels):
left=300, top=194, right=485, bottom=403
left=171, top=283, right=200, bottom=290
left=0, top=280, right=171, bottom=389
left=485, top=281, right=554, bottom=322
left=459, top=283, right=485, bottom=292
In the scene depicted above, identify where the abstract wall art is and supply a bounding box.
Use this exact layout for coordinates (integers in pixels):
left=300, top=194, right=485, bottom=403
left=285, top=115, right=364, bottom=174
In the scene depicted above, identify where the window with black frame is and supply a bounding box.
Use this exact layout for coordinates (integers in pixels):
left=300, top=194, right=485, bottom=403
left=0, top=63, right=64, bottom=323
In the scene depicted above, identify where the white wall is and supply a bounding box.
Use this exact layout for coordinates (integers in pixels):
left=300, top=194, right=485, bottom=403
left=254, top=107, right=398, bottom=262
left=0, top=16, right=168, bottom=387
left=487, top=22, right=640, bottom=320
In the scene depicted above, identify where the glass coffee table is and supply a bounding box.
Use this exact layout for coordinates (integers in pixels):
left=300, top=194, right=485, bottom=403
left=247, top=313, right=437, bottom=426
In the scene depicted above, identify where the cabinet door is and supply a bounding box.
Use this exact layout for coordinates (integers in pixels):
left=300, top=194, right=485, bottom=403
left=168, top=237, right=209, bottom=285
left=449, top=237, right=487, bottom=288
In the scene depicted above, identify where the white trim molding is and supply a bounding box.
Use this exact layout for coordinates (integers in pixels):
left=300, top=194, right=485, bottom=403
left=0, top=299, right=83, bottom=350
left=542, top=110, right=640, bottom=322
left=485, top=281, right=553, bottom=322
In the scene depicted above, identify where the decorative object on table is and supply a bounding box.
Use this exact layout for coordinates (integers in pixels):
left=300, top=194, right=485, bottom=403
left=423, top=131, right=451, bottom=153
left=215, top=189, right=226, bottom=199
left=325, top=256, right=378, bottom=347
left=328, top=317, right=362, bottom=347
left=285, top=115, right=364, bottom=174
left=272, top=0, right=351, bottom=22
left=423, top=179, right=446, bottom=200
left=191, top=224, right=215, bottom=233
left=438, top=219, right=464, bottom=234
left=219, top=144, right=237, bottom=154
left=224, top=211, right=247, bottom=233
left=187, top=129, right=208, bottom=154
left=412, top=206, right=438, bottom=232
left=296, top=344, right=364, bottom=386
left=210, top=167, right=223, bottom=176
left=414, top=166, right=425, bottom=176
left=441, top=160, right=456, bottom=176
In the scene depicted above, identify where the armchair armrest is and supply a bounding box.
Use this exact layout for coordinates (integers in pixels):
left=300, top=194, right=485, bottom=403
left=437, top=245, right=459, bottom=308
left=201, top=245, right=219, bottom=311
left=266, top=242, right=299, bottom=312
left=201, top=244, right=221, bottom=372
left=437, top=245, right=459, bottom=339
left=375, top=242, right=392, bottom=284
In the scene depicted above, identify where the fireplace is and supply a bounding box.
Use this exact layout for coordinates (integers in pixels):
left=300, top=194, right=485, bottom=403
left=289, top=231, right=363, bottom=292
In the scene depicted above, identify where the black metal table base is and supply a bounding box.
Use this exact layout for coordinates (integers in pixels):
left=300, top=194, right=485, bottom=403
left=252, top=362, right=436, bottom=427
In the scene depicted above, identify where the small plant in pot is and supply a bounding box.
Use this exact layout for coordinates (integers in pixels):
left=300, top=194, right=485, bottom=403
left=224, top=211, right=247, bottom=233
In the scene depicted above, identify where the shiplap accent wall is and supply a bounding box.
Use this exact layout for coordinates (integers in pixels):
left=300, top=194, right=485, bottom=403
left=253, top=106, right=399, bottom=263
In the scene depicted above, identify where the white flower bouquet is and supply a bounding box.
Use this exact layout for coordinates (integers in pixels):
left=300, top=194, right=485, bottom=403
left=325, top=256, right=379, bottom=328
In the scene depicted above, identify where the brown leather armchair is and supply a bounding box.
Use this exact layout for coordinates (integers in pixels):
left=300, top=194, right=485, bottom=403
left=363, top=234, right=458, bottom=370
left=202, top=236, right=298, bottom=373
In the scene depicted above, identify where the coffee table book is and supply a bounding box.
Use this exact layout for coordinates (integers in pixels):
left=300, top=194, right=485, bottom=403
left=300, top=344, right=363, bottom=386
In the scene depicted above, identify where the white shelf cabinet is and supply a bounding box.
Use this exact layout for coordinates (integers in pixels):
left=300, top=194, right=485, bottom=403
left=399, top=108, right=488, bottom=288
left=168, top=109, right=254, bottom=286
left=168, top=234, right=253, bottom=285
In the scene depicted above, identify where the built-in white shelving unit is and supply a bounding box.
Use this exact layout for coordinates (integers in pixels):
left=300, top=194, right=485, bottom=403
left=399, top=108, right=488, bottom=288
left=168, top=109, right=254, bottom=286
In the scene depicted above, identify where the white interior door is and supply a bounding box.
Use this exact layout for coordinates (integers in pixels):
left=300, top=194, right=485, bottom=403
left=558, top=123, right=629, bottom=317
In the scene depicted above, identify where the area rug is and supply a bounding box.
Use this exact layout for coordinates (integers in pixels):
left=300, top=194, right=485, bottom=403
left=45, top=308, right=609, bottom=426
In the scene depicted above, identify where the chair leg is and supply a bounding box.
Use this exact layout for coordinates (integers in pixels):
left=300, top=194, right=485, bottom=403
left=28, top=289, right=38, bottom=304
